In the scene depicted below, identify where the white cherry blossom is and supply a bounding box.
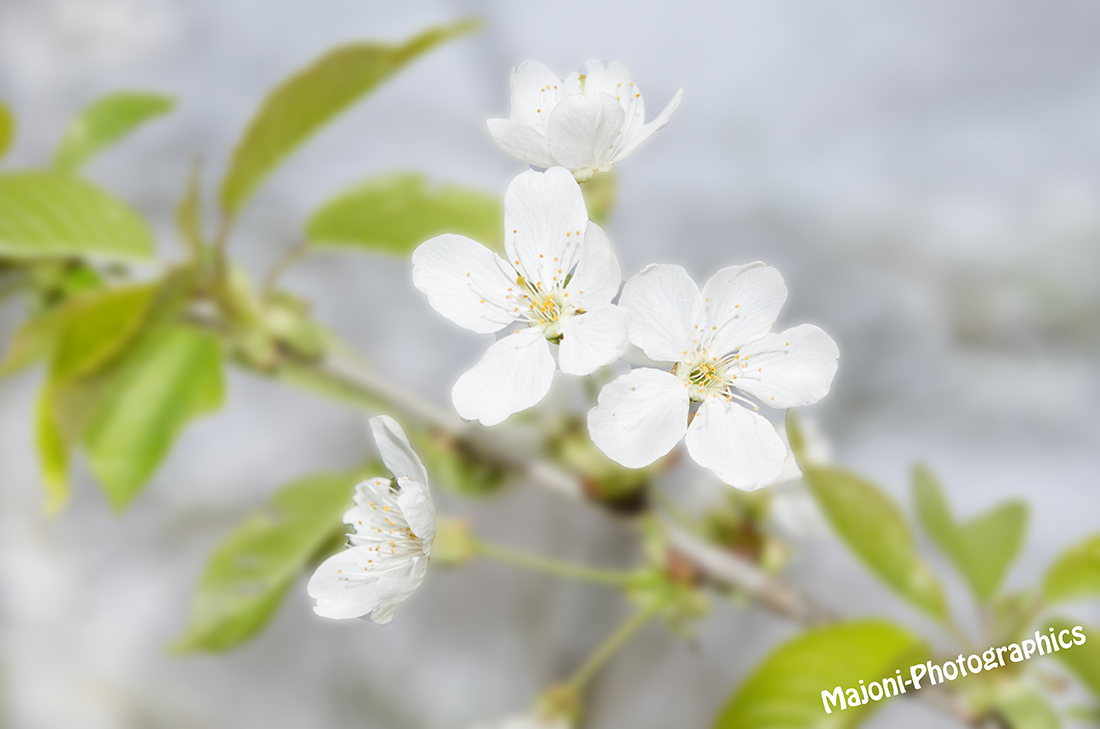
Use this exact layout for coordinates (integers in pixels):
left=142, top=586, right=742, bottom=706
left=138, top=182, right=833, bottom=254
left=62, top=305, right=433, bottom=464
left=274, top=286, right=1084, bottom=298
left=307, top=416, right=435, bottom=624
left=413, top=167, right=628, bottom=426
left=488, top=60, right=684, bottom=182
left=588, top=263, right=839, bottom=490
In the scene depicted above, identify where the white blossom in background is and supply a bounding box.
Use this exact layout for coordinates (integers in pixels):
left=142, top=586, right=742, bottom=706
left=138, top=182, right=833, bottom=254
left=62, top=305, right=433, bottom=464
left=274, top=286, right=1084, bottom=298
left=307, top=416, right=435, bottom=624
left=768, top=418, right=833, bottom=537
left=589, top=263, right=839, bottom=490
left=488, top=60, right=684, bottom=181
left=413, top=167, right=628, bottom=426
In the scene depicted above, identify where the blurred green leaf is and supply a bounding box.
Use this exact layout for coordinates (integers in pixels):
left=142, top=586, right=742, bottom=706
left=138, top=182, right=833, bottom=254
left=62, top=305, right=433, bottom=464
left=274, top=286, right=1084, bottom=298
left=53, top=92, right=174, bottom=173
left=0, top=102, right=14, bottom=161
left=581, top=171, right=617, bottom=225
left=307, top=173, right=503, bottom=254
left=1050, top=618, right=1100, bottom=699
left=84, top=325, right=224, bottom=511
left=992, top=683, right=1061, bottom=729
left=804, top=464, right=948, bottom=620
left=990, top=592, right=1041, bottom=647
left=219, top=20, right=479, bottom=213
left=1043, top=534, right=1100, bottom=604
left=785, top=410, right=806, bottom=461
left=176, top=159, right=206, bottom=260
left=913, top=464, right=1027, bottom=601
left=34, top=387, right=70, bottom=514
left=49, top=284, right=158, bottom=382
left=0, top=172, right=154, bottom=260
left=171, top=467, right=371, bottom=653
left=714, top=620, right=923, bottom=729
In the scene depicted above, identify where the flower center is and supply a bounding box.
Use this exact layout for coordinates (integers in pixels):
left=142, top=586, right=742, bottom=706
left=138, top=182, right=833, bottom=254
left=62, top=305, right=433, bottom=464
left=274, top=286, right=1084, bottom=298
left=676, top=349, right=738, bottom=402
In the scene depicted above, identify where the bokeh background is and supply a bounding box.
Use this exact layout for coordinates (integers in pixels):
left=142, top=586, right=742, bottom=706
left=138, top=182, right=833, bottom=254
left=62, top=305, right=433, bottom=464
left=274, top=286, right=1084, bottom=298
left=1, top=1, right=1099, bottom=727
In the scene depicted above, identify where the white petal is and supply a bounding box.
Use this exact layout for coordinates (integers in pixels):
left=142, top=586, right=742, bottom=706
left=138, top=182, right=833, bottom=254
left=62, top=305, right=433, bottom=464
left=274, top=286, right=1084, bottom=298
left=508, top=60, right=564, bottom=134
left=733, top=324, right=839, bottom=408
left=685, top=398, right=785, bottom=490
left=547, top=93, right=626, bottom=172
left=578, top=60, right=643, bottom=160
left=307, top=548, right=415, bottom=620
left=367, top=556, right=428, bottom=625
left=412, top=234, right=518, bottom=334
left=369, top=415, right=429, bottom=486
left=452, top=327, right=555, bottom=426
left=616, top=87, right=684, bottom=161
left=588, top=368, right=689, bottom=468
left=567, top=221, right=622, bottom=308
left=558, top=305, right=629, bottom=376
left=486, top=118, right=556, bottom=168
left=396, top=476, right=435, bottom=547
left=503, top=168, right=588, bottom=288
left=619, top=264, right=703, bottom=362
left=699, top=263, right=787, bottom=354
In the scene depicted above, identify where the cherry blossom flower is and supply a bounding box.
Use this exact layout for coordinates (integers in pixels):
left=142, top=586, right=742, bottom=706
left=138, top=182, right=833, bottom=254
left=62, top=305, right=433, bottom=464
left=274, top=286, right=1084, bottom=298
left=413, top=167, right=628, bottom=426
left=588, top=263, right=839, bottom=490
left=487, top=60, right=684, bottom=182
left=307, top=416, right=435, bottom=624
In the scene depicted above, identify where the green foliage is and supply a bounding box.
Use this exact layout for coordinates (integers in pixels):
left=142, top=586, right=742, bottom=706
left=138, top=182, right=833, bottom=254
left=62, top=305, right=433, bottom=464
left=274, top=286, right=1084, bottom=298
left=0, top=102, right=13, bottom=160
left=912, top=464, right=1027, bottom=601
left=307, top=173, right=503, bottom=254
left=219, top=20, right=479, bottom=213
left=53, top=92, right=174, bottom=172
left=49, top=284, right=158, bottom=381
left=411, top=430, right=510, bottom=497
left=803, top=464, right=948, bottom=620
left=0, top=172, right=154, bottom=260
left=84, top=326, right=224, bottom=511
left=172, top=468, right=371, bottom=653
left=176, top=159, right=207, bottom=260
left=1049, top=618, right=1100, bottom=699
left=992, top=683, right=1061, bottom=729
left=34, top=387, right=70, bottom=514
left=714, top=620, right=923, bottom=729
left=581, top=171, right=617, bottom=224
left=1043, top=534, right=1100, bottom=604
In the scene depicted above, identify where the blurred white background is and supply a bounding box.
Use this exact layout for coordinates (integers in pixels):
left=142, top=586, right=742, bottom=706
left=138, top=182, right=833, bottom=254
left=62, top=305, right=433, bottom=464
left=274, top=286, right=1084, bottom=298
left=1, top=1, right=1098, bottom=727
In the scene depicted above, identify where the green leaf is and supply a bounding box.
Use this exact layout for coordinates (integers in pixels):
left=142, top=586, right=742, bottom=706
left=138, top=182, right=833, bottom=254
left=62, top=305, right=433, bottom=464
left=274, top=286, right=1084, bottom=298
left=805, top=464, right=948, bottom=620
left=1043, top=534, right=1100, bottom=604
left=1050, top=619, right=1100, bottom=699
left=714, top=620, right=923, bottom=729
left=171, top=468, right=371, bottom=653
left=0, top=102, right=14, bottom=161
left=912, top=465, right=1028, bottom=601
left=49, top=284, right=158, bottom=382
left=34, top=387, right=71, bottom=514
left=84, top=325, right=224, bottom=511
left=581, top=171, right=617, bottom=224
left=219, top=20, right=479, bottom=213
left=307, top=173, right=503, bottom=254
left=992, top=683, right=1061, bottom=729
left=53, top=92, right=174, bottom=173
left=176, top=159, right=206, bottom=259
left=0, top=172, right=154, bottom=260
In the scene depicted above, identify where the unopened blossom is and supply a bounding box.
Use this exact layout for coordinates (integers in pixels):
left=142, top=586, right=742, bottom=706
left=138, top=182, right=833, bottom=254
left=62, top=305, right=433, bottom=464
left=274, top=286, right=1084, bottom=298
left=307, top=415, right=435, bottom=624
left=588, top=263, right=839, bottom=490
left=488, top=60, right=684, bottom=182
left=413, top=167, right=628, bottom=426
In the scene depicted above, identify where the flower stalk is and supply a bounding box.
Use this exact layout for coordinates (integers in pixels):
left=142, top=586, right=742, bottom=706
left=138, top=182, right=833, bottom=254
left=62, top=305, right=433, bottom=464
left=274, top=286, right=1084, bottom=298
left=474, top=538, right=637, bottom=588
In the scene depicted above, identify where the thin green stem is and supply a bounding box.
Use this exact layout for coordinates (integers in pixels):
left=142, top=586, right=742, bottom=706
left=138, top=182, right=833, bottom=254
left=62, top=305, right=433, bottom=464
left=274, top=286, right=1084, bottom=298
left=566, top=603, right=659, bottom=693
left=475, top=538, right=635, bottom=587
left=262, top=239, right=310, bottom=300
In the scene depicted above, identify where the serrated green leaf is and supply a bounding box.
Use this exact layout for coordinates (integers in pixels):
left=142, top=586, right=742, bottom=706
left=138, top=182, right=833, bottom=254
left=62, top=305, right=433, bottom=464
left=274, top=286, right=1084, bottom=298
left=992, top=683, right=1061, bottom=729
left=1049, top=619, right=1100, bottom=700
left=219, top=20, right=479, bottom=213
left=53, top=92, right=174, bottom=173
left=913, top=465, right=1027, bottom=601
left=171, top=468, right=372, bottom=653
left=84, top=325, right=224, bottom=511
left=805, top=464, right=948, bottom=620
left=307, top=173, right=503, bottom=254
left=714, top=620, right=923, bottom=729
left=0, top=172, right=154, bottom=260
left=1043, top=535, right=1100, bottom=604
left=0, top=102, right=14, bottom=161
